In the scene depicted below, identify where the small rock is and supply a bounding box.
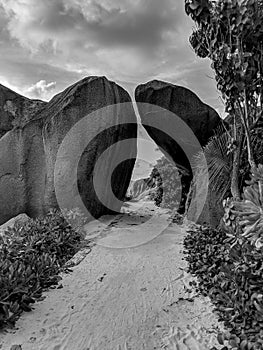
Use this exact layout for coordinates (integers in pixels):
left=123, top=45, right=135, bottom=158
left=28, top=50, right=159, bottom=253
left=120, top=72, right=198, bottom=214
left=98, top=274, right=106, bottom=282
left=0, top=214, right=30, bottom=235
left=10, top=345, right=22, bottom=350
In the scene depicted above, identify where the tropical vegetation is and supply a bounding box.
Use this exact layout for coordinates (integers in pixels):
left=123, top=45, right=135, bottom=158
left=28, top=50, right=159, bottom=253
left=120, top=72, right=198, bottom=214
left=149, top=156, right=182, bottom=209
left=185, top=0, right=263, bottom=198
left=0, top=209, right=90, bottom=329
left=183, top=1, right=263, bottom=348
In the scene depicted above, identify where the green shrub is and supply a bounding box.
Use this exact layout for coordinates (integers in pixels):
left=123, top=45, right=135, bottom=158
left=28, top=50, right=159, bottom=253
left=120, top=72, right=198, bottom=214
left=184, top=226, right=263, bottom=349
left=150, top=157, right=181, bottom=209
left=0, top=209, right=89, bottom=329
left=223, top=164, right=263, bottom=248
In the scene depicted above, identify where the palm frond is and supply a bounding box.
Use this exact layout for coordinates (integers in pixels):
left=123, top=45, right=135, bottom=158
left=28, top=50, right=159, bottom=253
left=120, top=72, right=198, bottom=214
left=195, top=131, right=232, bottom=202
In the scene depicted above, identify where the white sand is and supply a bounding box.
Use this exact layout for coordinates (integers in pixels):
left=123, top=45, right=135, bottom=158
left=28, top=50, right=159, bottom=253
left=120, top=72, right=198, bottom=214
left=0, top=201, right=222, bottom=350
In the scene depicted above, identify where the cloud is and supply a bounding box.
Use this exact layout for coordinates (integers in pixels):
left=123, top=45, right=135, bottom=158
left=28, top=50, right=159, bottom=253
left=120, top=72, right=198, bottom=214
left=0, top=0, right=193, bottom=86
left=25, top=80, right=56, bottom=100
left=0, top=0, right=178, bottom=53
left=81, top=0, right=178, bottom=49
left=0, top=0, right=189, bottom=85
left=0, top=0, right=225, bottom=116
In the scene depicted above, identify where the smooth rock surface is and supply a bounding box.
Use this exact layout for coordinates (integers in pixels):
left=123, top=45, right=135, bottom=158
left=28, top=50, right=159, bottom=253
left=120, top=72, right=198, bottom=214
left=135, top=80, right=221, bottom=215
left=0, top=77, right=137, bottom=225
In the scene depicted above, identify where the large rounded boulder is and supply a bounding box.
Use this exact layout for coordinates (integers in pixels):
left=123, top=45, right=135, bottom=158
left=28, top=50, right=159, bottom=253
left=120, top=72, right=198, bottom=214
left=0, top=77, right=137, bottom=224
left=135, top=80, right=221, bottom=216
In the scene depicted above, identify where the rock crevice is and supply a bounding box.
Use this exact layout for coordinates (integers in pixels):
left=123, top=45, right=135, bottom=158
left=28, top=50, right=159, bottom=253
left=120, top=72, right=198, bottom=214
left=135, top=80, right=221, bottom=220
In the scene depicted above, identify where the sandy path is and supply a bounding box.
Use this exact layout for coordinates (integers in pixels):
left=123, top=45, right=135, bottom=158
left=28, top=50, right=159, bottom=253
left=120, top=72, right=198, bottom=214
left=0, top=201, right=222, bottom=350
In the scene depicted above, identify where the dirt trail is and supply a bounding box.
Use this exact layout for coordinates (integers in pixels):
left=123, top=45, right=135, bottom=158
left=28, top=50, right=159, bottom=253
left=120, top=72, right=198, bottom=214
left=0, top=201, right=222, bottom=350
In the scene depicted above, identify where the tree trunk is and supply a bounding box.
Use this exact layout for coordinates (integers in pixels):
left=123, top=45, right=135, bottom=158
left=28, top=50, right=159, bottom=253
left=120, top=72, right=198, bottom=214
left=237, top=39, right=256, bottom=170
left=243, top=91, right=256, bottom=169
left=230, top=121, right=241, bottom=200
left=231, top=145, right=241, bottom=200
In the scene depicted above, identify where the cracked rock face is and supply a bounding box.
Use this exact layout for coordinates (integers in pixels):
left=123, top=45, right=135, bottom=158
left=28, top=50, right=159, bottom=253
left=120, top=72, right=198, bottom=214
left=135, top=80, right=221, bottom=215
left=0, top=77, right=137, bottom=224
left=0, top=84, right=46, bottom=139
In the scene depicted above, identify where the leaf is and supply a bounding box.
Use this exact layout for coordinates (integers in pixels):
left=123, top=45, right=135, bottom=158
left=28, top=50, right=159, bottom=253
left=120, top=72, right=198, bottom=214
left=189, top=0, right=200, bottom=10
left=240, top=339, right=248, bottom=350
left=195, top=126, right=232, bottom=202
left=217, top=332, right=225, bottom=345
left=254, top=300, right=263, bottom=314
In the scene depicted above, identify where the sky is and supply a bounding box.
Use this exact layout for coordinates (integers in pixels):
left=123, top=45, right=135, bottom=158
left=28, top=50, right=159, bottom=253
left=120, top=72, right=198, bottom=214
left=0, top=0, right=226, bottom=178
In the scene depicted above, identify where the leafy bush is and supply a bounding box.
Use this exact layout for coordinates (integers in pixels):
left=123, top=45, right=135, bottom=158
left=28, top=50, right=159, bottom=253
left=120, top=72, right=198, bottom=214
left=223, top=164, right=263, bottom=248
left=150, top=157, right=181, bottom=209
left=0, top=209, right=89, bottom=329
left=184, top=226, right=263, bottom=349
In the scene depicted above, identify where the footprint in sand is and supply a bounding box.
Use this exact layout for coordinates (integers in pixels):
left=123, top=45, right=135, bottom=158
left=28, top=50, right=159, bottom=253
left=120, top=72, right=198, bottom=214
left=161, top=325, right=217, bottom=350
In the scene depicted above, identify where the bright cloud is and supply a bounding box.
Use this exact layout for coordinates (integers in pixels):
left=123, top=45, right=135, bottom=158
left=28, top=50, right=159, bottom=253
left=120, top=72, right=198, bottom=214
left=25, top=80, right=56, bottom=100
